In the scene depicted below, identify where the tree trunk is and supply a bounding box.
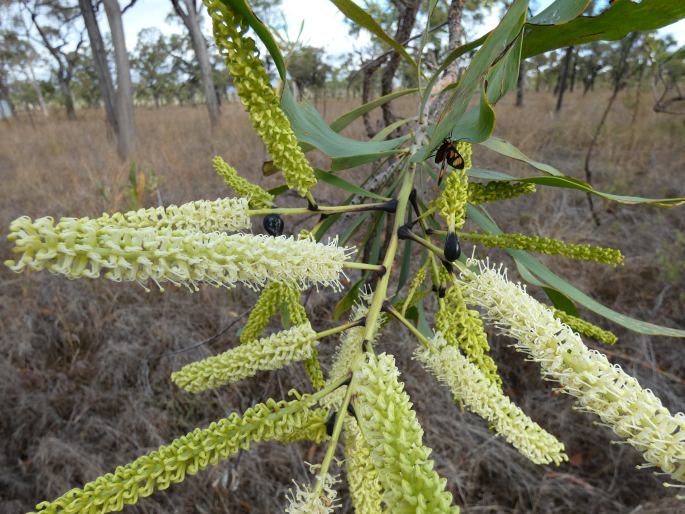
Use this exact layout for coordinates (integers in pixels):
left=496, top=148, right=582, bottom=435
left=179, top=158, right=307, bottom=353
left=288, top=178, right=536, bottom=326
left=60, top=79, right=77, bottom=119
left=446, top=0, right=466, bottom=78
left=103, top=0, right=135, bottom=160
left=555, top=46, right=573, bottom=112
left=569, top=47, right=578, bottom=92
left=173, top=0, right=221, bottom=130
left=0, top=73, right=16, bottom=118
left=380, top=0, right=420, bottom=128
left=79, top=0, right=118, bottom=134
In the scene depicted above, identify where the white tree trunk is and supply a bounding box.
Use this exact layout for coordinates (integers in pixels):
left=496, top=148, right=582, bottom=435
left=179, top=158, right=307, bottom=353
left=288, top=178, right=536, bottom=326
left=103, top=0, right=135, bottom=159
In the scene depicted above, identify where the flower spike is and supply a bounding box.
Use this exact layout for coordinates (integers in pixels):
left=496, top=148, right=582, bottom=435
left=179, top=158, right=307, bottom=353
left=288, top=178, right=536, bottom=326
left=461, top=259, right=685, bottom=482
left=416, top=332, right=568, bottom=466
left=213, top=156, right=274, bottom=209
left=31, top=397, right=328, bottom=514
left=204, top=1, right=317, bottom=196
left=355, top=352, right=460, bottom=513
left=6, top=217, right=352, bottom=291
left=172, top=323, right=318, bottom=393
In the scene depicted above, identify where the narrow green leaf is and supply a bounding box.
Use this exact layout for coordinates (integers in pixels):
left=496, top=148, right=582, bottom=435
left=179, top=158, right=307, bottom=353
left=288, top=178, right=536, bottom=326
left=220, top=0, right=286, bottom=79
left=395, top=240, right=413, bottom=296
left=328, top=0, right=417, bottom=69
left=528, top=0, right=590, bottom=25
left=314, top=169, right=390, bottom=201
left=333, top=278, right=364, bottom=321
left=450, top=84, right=496, bottom=143
left=281, top=84, right=405, bottom=161
left=468, top=206, right=685, bottom=337
left=542, top=287, right=578, bottom=317
left=418, top=0, right=529, bottom=161
left=523, top=0, right=685, bottom=58
left=330, top=88, right=418, bottom=133
left=416, top=298, right=433, bottom=338
left=470, top=150, right=685, bottom=206
left=479, top=137, right=563, bottom=176
left=371, top=116, right=417, bottom=142
left=486, top=32, right=523, bottom=105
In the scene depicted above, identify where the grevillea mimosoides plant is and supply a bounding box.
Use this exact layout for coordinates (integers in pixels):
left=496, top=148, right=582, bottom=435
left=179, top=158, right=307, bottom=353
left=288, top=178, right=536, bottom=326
left=6, top=0, right=685, bottom=512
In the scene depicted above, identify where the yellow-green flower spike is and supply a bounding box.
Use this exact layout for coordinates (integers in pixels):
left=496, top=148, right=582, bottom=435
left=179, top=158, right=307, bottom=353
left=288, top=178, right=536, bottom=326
left=461, top=259, right=685, bottom=482
left=240, top=281, right=288, bottom=343
left=416, top=333, right=568, bottom=466
left=343, top=418, right=384, bottom=514
left=435, top=282, right=502, bottom=389
left=172, top=323, right=318, bottom=393
left=98, top=197, right=251, bottom=232
left=31, top=397, right=329, bottom=514
left=205, top=2, right=317, bottom=196
left=213, top=156, right=274, bottom=209
left=468, top=181, right=537, bottom=205
left=553, top=308, right=618, bottom=345
left=6, top=217, right=352, bottom=291
left=401, top=260, right=428, bottom=315
left=460, top=232, right=624, bottom=266
left=435, top=169, right=468, bottom=232
left=286, top=466, right=340, bottom=514
left=354, top=353, right=460, bottom=513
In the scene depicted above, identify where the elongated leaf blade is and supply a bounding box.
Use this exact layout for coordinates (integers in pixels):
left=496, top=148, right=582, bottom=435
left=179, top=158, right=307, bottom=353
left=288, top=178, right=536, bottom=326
left=479, top=137, right=563, bottom=176
left=330, top=89, right=418, bottom=132
left=328, top=0, right=417, bottom=69
left=529, top=0, right=590, bottom=25
left=523, top=0, right=685, bottom=58
left=281, top=85, right=405, bottom=162
left=314, top=169, right=390, bottom=201
left=417, top=0, right=529, bottom=161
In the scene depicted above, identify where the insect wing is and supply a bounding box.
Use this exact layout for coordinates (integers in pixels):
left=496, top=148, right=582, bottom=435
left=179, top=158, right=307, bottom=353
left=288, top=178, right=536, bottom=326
left=447, top=148, right=465, bottom=170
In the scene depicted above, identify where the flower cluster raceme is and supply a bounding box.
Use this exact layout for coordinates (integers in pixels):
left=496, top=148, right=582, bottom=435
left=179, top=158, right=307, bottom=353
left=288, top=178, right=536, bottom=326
left=343, top=418, right=384, bottom=514
left=171, top=323, right=318, bottom=393
left=286, top=468, right=340, bottom=514
left=213, top=156, right=274, bottom=209
left=31, top=397, right=329, bottom=514
left=456, top=141, right=472, bottom=170
left=204, top=0, right=317, bottom=196
left=435, top=169, right=468, bottom=232
left=240, top=281, right=292, bottom=343
left=467, top=181, right=537, bottom=205
left=98, top=196, right=251, bottom=232
left=354, top=353, right=460, bottom=513
left=460, top=259, right=685, bottom=482
left=553, top=308, right=618, bottom=345
left=5, top=216, right=351, bottom=291
left=435, top=281, right=501, bottom=388
left=416, top=332, right=568, bottom=466
left=460, top=232, right=624, bottom=266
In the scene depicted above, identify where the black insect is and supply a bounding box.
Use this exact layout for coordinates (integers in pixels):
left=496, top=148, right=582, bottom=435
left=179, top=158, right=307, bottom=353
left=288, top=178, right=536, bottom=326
left=263, top=213, right=284, bottom=236
left=433, top=138, right=465, bottom=186
left=326, top=411, right=337, bottom=437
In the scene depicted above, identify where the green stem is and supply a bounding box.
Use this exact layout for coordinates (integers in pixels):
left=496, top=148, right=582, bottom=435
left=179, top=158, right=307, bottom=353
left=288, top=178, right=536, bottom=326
left=315, top=318, right=364, bottom=340
left=385, top=304, right=432, bottom=349
left=343, top=262, right=385, bottom=272
left=400, top=228, right=446, bottom=261
left=363, top=165, right=416, bottom=348
left=248, top=200, right=396, bottom=217
left=313, top=372, right=357, bottom=497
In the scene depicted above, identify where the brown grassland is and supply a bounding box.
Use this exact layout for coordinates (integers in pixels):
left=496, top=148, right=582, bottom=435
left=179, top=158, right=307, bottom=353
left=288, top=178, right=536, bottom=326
left=1, top=90, right=684, bottom=513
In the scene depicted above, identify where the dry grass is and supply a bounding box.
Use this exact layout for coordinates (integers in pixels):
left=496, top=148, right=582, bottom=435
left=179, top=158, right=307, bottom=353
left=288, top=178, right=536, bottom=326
left=1, top=89, right=684, bottom=513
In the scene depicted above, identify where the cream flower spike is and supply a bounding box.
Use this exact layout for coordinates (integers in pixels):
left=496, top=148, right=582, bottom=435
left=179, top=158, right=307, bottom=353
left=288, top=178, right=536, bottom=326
left=98, top=197, right=251, bottom=232
left=6, top=217, right=352, bottom=291
left=416, top=332, right=567, bottom=466
left=460, top=258, right=685, bottom=482
left=171, top=323, right=318, bottom=393
left=285, top=465, right=340, bottom=514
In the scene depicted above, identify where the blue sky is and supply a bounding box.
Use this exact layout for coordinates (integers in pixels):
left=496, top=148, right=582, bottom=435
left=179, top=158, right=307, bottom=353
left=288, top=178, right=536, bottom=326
left=121, top=0, right=685, bottom=54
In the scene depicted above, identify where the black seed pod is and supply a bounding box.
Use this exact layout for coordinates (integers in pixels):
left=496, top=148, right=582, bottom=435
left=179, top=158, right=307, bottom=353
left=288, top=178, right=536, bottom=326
left=444, top=232, right=461, bottom=262
left=347, top=403, right=357, bottom=420
left=326, top=411, right=337, bottom=437
left=263, top=214, right=284, bottom=236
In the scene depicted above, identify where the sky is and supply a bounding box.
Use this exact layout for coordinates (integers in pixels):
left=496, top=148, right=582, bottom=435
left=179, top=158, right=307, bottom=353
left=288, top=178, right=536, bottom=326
left=121, top=0, right=685, bottom=55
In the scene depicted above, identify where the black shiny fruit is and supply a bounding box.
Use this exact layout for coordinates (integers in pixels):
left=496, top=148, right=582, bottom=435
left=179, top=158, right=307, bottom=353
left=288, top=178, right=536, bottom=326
left=326, top=411, right=337, bottom=437
left=444, top=232, right=461, bottom=262
left=263, top=214, right=284, bottom=236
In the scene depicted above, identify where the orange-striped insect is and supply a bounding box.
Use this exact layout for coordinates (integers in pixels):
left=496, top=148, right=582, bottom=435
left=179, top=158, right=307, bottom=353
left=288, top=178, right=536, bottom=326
left=433, top=138, right=465, bottom=185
